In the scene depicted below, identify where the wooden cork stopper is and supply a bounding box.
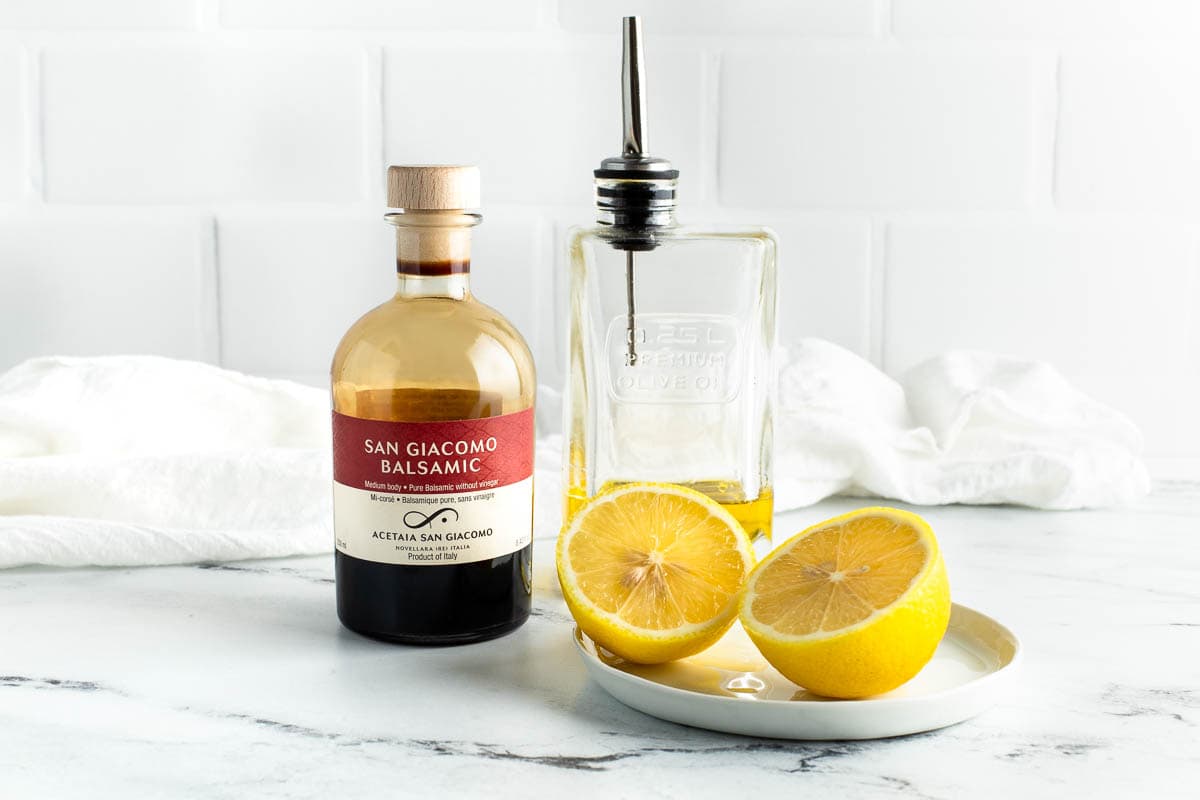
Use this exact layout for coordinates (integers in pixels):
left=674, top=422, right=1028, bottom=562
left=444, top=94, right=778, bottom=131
left=387, top=165, right=480, bottom=210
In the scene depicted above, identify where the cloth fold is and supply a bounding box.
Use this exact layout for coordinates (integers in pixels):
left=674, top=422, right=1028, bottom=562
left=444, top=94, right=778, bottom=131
left=771, top=340, right=1149, bottom=510
left=0, top=346, right=1149, bottom=568
left=0, top=357, right=331, bottom=567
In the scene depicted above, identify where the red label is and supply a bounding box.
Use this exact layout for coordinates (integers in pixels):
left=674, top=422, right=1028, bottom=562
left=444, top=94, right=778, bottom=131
left=332, top=408, right=534, bottom=495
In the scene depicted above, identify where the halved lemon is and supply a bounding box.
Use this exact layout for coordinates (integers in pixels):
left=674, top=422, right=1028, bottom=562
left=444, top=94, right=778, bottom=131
left=738, top=507, right=951, bottom=699
left=556, top=483, right=755, bottom=664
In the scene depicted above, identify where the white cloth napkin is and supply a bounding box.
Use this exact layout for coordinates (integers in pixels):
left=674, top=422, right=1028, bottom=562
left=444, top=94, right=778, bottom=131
left=0, top=345, right=1149, bottom=568
left=769, top=339, right=1150, bottom=510
left=0, top=356, right=332, bottom=568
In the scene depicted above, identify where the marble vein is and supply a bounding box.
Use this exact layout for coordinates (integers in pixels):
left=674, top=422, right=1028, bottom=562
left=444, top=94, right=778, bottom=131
left=0, top=675, right=105, bottom=692
left=195, top=562, right=334, bottom=584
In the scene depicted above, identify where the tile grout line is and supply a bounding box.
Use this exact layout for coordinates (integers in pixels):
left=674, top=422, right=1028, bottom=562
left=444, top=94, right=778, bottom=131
left=703, top=48, right=722, bottom=204
left=1189, top=227, right=1200, bottom=370
left=547, top=217, right=564, bottom=387
left=1048, top=51, right=1063, bottom=213
left=535, top=214, right=557, bottom=391
left=880, top=0, right=893, bottom=38
left=23, top=43, right=44, bottom=205
left=202, top=217, right=223, bottom=366
left=365, top=44, right=385, bottom=203
left=868, top=219, right=889, bottom=369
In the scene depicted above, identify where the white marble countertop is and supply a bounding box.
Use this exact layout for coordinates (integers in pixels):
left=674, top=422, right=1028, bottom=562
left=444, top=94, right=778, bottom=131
left=3, top=477, right=1199, bottom=798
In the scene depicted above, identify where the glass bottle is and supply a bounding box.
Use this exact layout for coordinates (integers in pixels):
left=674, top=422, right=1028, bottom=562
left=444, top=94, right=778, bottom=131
left=564, top=18, right=778, bottom=543
left=332, top=165, right=536, bottom=645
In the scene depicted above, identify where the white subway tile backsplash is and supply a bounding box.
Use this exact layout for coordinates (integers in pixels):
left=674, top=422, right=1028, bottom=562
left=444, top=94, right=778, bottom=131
left=720, top=50, right=1036, bottom=209
left=216, top=213, right=394, bottom=376
left=0, top=214, right=213, bottom=369
left=894, top=0, right=1200, bottom=39
left=772, top=218, right=872, bottom=356
left=0, top=0, right=196, bottom=29
left=383, top=44, right=706, bottom=206
left=719, top=214, right=873, bottom=355
left=559, top=0, right=877, bottom=37
left=0, top=5, right=1195, bottom=457
left=884, top=222, right=1200, bottom=455
left=0, top=47, right=25, bottom=202
left=1057, top=51, right=1200, bottom=211
left=221, top=0, right=541, bottom=30
left=216, top=209, right=546, bottom=377
left=41, top=46, right=367, bottom=204
left=1108, top=373, right=1200, bottom=459
left=470, top=209, right=549, bottom=372
left=884, top=221, right=1197, bottom=373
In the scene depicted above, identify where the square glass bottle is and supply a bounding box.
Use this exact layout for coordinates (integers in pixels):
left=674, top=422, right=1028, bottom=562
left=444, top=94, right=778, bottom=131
left=564, top=18, right=778, bottom=542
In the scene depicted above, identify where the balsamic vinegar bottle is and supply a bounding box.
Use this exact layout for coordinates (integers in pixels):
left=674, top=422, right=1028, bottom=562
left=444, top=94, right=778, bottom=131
left=331, top=165, right=536, bottom=644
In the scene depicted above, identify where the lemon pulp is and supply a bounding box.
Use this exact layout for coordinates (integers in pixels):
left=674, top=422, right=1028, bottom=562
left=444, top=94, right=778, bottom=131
left=739, top=507, right=951, bottom=698
left=557, top=483, right=754, bottom=664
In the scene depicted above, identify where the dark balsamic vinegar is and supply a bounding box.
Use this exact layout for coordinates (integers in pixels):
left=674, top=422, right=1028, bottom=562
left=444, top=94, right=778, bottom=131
left=335, top=546, right=532, bottom=645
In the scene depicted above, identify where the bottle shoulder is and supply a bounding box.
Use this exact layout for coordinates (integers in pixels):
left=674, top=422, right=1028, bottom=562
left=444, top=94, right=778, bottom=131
left=568, top=222, right=778, bottom=282
left=569, top=223, right=778, bottom=257
left=570, top=222, right=777, bottom=243
left=332, top=295, right=535, bottom=387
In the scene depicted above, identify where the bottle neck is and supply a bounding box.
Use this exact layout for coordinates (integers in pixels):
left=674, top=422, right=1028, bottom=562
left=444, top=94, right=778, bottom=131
left=396, top=273, right=470, bottom=299
left=387, top=210, right=480, bottom=299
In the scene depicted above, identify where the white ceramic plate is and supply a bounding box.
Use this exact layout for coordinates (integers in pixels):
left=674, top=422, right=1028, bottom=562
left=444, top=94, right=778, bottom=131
left=574, top=603, right=1020, bottom=740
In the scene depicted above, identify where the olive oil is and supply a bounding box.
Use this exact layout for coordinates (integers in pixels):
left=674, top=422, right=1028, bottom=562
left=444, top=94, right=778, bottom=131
left=566, top=480, right=774, bottom=544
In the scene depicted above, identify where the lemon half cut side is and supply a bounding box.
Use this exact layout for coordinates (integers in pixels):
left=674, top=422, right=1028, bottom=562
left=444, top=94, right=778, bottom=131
left=556, top=483, right=756, bottom=665
left=738, top=506, right=951, bottom=699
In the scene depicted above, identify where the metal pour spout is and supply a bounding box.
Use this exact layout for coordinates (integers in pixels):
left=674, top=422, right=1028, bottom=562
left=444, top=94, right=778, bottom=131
left=622, top=16, right=642, bottom=366
left=622, top=16, right=647, bottom=158
left=602, top=16, right=678, bottom=366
